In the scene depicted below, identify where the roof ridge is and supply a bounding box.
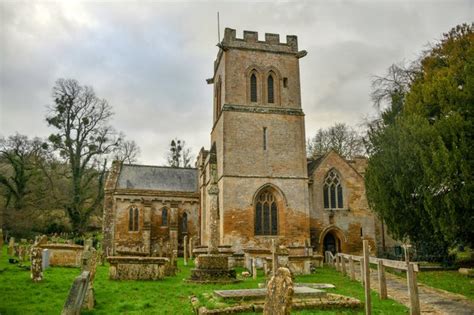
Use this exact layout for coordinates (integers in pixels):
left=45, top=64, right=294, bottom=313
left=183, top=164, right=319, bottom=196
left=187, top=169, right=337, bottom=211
left=123, top=163, right=197, bottom=170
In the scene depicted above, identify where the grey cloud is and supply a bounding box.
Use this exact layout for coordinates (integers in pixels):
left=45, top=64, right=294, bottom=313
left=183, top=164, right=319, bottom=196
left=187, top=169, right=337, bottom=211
left=1, top=0, right=472, bottom=165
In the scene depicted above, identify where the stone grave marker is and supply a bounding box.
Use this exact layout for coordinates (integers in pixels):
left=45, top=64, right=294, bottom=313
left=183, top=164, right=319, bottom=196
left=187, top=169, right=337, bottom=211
left=8, top=237, right=15, bottom=256
left=183, top=235, right=188, bottom=266
left=81, top=248, right=98, bottom=310
left=189, top=236, right=194, bottom=259
left=31, top=247, right=43, bottom=282
left=263, top=267, right=294, bottom=315
left=42, top=249, right=50, bottom=270
left=61, top=271, right=90, bottom=315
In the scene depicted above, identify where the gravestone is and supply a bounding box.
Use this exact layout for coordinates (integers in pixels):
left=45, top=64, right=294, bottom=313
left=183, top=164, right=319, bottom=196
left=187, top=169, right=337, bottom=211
left=81, top=248, right=98, bottom=310
left=62, top=271, right=90, bottom=315
left=0, top=229, right=3, bottom=249
left=189, top=236, right=194, bottom=259
left=263, top=267, right=294, bottom=315
left=42, top=249, right=50, bottom=270
left=30, top=247, right=43, bottom=282
left=183, top=235, right=188, bottom=266
left=8, top=237, right=15, bottom=256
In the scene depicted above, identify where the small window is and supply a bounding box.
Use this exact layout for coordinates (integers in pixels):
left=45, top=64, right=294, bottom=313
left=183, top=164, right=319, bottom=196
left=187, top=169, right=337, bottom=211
left=250, top=73, right=257, bottom=102
left=263, top=127, right=267, bottom=150
left=162, top=208, right=168, bottom=226
left=283, top=77, right=288, bottom=88
left=323, top=170, right=344, bottom=209
left=129, top=207, right=139, bottom=231
left=267, top=75, right=274, bottom=103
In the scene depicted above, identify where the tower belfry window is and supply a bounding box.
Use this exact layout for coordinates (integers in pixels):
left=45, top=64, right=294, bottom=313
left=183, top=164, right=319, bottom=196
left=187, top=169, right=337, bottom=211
left=267, top=75, right=274, bottom=103
left=250, top=73, right=257, bottom=102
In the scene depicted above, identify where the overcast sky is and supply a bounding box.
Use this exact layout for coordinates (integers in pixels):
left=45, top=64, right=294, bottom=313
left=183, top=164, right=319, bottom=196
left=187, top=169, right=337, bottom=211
left=1, top=0, right=472, bottom=165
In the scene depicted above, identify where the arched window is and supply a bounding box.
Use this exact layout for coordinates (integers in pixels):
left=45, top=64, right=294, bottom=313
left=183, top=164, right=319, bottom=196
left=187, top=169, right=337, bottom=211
left=323, top=170, right=343, bottom=209
left=255, top=190, right=278, bottom=235
left=161, top=208, right=168, bottom=226
left=128, top=207, right=139, bottom=231
left=250, top=73, right=257, bottom=102
left=267, top=74, right=274, bottom=103
left=182, top=212, right=188, bottom=233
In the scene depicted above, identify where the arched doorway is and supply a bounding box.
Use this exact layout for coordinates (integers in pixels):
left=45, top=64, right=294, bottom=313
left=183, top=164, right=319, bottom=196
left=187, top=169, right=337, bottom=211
left=323, top=232, right=337, bottom=254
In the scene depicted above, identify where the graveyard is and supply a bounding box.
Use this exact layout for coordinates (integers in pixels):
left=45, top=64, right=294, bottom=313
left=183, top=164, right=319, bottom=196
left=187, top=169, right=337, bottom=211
left=0, top=244, right=411, bottom=314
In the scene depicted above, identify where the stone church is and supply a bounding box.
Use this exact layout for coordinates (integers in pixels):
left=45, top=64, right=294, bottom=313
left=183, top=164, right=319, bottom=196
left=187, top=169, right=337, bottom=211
left=102, top=28, right=392, bottom=258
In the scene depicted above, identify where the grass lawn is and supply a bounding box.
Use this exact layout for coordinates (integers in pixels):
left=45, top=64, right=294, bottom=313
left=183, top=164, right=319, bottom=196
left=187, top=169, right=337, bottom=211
left=0, top=246, right=407, bottom=314
left=417, top=270, right=474, bottom=300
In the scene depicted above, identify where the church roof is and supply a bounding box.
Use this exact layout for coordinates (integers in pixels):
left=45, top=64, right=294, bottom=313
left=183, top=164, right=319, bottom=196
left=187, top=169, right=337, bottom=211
left=307, top=155, right=325, bottom=175
left=116, top=164, right=198, bottom=192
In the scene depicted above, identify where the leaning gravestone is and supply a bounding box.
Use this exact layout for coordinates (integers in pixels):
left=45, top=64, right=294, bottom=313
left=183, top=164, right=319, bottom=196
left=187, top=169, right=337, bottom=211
left=263, top=267, right=294, bottom=315
left=81, top=247, right=98, bottom=310
left=62, top=271, right=90, bottom=315
left=30, top=247, right=43, bottom=282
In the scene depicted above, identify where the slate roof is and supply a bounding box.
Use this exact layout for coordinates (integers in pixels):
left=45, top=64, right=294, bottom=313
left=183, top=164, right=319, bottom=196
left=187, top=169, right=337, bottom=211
left=116, top=164, right=198, bottom=192
left=307, top=155, right=325, bottom=176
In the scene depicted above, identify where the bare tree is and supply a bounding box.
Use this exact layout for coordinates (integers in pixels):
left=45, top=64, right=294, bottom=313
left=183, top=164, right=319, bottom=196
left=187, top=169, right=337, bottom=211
left=307, top=123, right=364, bottom=159
left=0, top=134, right=45, bottom=211
left=46, top=78, right=120, bottom=234
left=112, top=137, right=140, bottom=164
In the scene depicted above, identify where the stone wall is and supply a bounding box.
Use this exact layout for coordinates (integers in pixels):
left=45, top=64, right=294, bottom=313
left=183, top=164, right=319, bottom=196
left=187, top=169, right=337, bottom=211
left=112, top=194, right=199, bottom=256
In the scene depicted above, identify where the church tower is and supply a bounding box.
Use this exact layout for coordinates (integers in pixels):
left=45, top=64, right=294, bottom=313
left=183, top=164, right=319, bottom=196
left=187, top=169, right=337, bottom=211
left=198, top=28, right=310, bottom=251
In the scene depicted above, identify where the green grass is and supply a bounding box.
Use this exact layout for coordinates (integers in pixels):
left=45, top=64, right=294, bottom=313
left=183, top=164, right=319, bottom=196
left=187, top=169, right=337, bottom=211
left=417, top=270, right=474, bottom=300
left=0, top=246, right=407, bottom=314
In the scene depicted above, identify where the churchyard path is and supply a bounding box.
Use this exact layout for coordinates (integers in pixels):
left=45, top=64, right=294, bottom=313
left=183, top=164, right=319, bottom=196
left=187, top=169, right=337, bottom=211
left=352, top=262, right=474, bottom=314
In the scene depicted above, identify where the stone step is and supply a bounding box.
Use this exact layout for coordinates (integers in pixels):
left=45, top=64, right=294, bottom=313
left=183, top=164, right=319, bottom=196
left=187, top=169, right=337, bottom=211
left=214, top=286, right=326, bottom=301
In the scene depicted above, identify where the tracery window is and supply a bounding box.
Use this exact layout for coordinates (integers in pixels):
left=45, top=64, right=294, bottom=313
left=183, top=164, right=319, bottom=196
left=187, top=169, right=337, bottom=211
left=323, top=170, right=343, bottom=209
left=250, top=73, right=257, bottom=102
left=255, top=190, right=278, bottom=235
left=161, top=208, right=168, bottom=226
left=128, top=207, right=139, bottom=231
left=267, top=74, right=274, bottom=103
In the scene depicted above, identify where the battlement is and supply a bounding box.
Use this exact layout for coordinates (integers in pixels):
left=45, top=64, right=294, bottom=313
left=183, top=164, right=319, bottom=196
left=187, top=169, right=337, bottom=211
left=221, top=28, right=298, bottom=53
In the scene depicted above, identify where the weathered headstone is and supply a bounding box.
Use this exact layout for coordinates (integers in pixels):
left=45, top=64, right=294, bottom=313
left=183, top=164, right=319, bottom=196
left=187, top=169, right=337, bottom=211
left=8, top=237, right=15, bottom=256
left=263, top=267, right=294, bottom=315
left=252, top=258, right=257, bottom=280
left=271, top=239, right=278, bottom=276
left=30, top=247, right=43, bottom=282
left=81, top=248, right=98, bottom=310
left=183, top=235, right=188, bottom=266
left=189, top=236, right=194, bottom=259
left=42, top=249, right=50, bottom=270
left=61, top=271, right=90, bottom=315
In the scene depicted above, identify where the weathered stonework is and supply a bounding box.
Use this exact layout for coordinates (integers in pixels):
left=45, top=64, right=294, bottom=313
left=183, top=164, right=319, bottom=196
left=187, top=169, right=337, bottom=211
left=30, top=247, right=43, bottom=282
left=108, top=256, right=169, bottom=280
left=264, top=267, right=294, bottom=315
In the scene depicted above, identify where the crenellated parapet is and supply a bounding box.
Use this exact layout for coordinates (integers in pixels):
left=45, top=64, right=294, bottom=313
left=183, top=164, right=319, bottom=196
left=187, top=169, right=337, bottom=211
left=221, top=28, right=298, bottom=54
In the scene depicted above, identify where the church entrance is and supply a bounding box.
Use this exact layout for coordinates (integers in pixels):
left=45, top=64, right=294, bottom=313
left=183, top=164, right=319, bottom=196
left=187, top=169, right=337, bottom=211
left=323, top=232, right=339, bottom=254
